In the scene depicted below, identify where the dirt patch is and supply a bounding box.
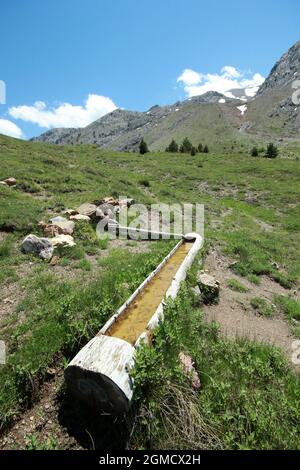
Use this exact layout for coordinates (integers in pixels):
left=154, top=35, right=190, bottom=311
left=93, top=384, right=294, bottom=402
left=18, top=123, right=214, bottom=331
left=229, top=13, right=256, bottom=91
left=203, top=249, right=299, bottom=367
left=0, top=365, right=131, bottom=450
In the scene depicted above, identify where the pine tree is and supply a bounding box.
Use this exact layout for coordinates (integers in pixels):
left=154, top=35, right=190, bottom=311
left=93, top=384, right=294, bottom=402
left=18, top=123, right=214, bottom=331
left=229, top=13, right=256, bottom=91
left=265, top=142, right=278, bottom=159
left=166, top=139, right=178, bottom=153
left=251, top=146, right=258, bottom=157
left=191, top=146, right=197, bottom=156
left=139, top=138, right=149, bottom=155
left=180, top=137, right=193, bottom=153
left=198, top=143, right=203, bottom=153
left=203, top=144, right=209, bottom=153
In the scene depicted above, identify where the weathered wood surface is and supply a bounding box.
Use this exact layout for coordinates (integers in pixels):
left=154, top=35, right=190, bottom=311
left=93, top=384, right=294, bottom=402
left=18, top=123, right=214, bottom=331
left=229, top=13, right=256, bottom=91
left=65, top=335, right=135, bottom=414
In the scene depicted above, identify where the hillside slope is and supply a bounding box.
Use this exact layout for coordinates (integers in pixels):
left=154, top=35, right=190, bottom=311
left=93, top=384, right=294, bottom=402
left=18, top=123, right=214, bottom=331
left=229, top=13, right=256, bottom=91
left=31, top=41, right=300, bottom=151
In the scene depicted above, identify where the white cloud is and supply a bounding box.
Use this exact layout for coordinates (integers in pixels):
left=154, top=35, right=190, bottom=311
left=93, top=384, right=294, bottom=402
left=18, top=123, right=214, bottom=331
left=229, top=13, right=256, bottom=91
left=9, top=94, right=117, bottom=129
left=177, top=69, right=203, bottom=86
left=177, top=65, right=265, bottom=99
left=0, top=119, right=23, bottom=138
left=221, top=66, right=241, bottom=79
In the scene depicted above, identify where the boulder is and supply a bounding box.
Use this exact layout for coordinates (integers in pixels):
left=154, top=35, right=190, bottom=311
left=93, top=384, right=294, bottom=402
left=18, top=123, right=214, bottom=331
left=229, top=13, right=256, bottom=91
left=49, top=216, right=68, bottom=224
left=50, top=217, right=74, bottom=235
left=197, top=273, right=220, bottom=304
left=50, top=234, right=76, bottom=247
left=21, top=234, right=54, bottom=260
left=70, top=214, right=91, bottom=221
left=39, top=217, right=74, bottom=236
left=76, top=203, right=97, bottom=218
left=96, top=203, right=115, bottom=219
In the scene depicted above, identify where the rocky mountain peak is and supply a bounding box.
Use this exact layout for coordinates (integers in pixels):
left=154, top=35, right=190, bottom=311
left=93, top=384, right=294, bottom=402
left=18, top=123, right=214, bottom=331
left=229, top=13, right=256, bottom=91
left=258, top=40, right=300, bottom=95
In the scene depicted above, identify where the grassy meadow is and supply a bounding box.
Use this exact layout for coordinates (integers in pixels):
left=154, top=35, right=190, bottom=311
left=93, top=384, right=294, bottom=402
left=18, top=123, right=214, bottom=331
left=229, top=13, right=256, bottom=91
left=0, top=134, right=300, bottom=448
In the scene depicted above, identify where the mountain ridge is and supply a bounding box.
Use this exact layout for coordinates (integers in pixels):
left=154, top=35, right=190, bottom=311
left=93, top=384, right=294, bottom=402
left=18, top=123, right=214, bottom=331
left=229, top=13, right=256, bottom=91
left=32, top=41, right=300, bottom=151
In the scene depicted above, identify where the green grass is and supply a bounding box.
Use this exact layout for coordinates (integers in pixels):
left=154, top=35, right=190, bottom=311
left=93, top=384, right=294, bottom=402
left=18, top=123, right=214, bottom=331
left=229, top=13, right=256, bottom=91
left=250, top=297, right=276, bottom=317
left=0, top=134, right=299, bottom=447
left=227, top=278, right=249, bottom=293
left=274, top=295, right=300, bottom=321
left=75, top=258, right=92, bottom=271
left=0, top=239, right=175, bottom=427
left=131, top=286, right=300, bottom=450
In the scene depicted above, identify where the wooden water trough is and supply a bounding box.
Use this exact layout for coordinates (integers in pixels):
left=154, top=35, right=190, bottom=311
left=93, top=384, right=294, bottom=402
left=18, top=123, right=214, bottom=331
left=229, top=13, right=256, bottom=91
left=65, top=231, right=203, bottom=414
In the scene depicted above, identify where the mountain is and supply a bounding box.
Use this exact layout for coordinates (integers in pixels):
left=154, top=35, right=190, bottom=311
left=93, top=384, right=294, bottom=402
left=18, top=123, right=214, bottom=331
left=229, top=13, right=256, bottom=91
left=245, top=40, right=300, bottom=139
left=32, top=41, right=300, bottom=151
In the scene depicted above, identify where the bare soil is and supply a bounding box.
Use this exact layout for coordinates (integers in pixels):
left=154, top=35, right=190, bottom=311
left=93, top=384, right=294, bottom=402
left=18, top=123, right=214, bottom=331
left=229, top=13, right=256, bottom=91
left=203, top=249, right=299, bottom=366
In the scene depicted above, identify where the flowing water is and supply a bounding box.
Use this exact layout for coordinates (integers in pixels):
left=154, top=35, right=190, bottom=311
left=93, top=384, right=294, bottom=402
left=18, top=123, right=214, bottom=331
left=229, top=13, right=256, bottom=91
left=106, top=241, right=192, bottom=345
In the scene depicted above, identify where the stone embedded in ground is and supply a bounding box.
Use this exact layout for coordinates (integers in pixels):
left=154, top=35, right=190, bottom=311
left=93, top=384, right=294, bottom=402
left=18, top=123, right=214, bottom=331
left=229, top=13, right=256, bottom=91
left=197, top=273, right=220, bottom=304
left=178, top=352, right=201, bottom=390
left=76, top=203, right=97, bottom=218
left=50, top=234, right=76, bottom=247
left=69, top=214, right=91, bottom=221
left=21, top=234, right=54, bottom=260
left=4, top=177, right=17, bottom=186
left=49, top=255, right=60, bottom=266
left=0, top=177, right=17, bottom=186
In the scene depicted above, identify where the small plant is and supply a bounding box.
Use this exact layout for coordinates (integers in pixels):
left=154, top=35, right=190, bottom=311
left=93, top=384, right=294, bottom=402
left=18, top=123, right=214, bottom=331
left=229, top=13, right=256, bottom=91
left=98, top=237, right=109, bottom=250
left=203, top=145, right=209, bottom=153
left=250, top=297, right=275, bottom=317
left=25, top=434, right=58, bottom=450
left=247, top=274, right=260, bottom=285
left=270, top=271, right=293, bottom=289
left=227, top=278, right=249, bottom=293
left=76, top=258, right=92, bottom=271
left=190, top=146, right=197, bottom=156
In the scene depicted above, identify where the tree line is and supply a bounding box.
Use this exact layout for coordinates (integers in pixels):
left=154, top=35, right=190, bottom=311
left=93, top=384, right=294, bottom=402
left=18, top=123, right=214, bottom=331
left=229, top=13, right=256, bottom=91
left=166, top=138, right=209, bottom=155
left=250, top=143, right=279, bottom=159
left=138, top=137, right=209, bottom=155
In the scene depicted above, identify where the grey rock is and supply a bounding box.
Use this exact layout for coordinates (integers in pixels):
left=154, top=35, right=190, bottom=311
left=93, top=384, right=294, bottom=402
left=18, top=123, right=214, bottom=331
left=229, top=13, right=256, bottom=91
left=197, top=273, right=220, bottom=304
left=76, top=203, right=97, bottom=218
left=21, top=234, right=54, bottom=259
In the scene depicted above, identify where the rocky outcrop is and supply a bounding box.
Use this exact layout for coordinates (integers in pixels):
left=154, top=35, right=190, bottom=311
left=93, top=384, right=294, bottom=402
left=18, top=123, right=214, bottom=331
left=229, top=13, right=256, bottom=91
left=258, top=40, right=300, bottom=95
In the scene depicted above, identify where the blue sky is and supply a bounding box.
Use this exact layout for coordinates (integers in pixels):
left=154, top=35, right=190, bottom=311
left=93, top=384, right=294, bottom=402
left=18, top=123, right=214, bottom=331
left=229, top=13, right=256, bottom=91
left=0, top=0, right=299, bottom=139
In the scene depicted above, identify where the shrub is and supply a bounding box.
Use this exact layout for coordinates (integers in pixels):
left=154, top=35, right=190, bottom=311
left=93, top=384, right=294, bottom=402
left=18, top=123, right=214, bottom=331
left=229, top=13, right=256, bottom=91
left=265, top=143, right=278, bottom=159
left=251, top=147, right=258, bottom=157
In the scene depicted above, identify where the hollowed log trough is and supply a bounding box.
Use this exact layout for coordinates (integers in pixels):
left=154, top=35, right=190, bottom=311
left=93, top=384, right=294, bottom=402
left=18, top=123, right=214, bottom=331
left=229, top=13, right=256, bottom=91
left=65, top=232, right=203, bottom=414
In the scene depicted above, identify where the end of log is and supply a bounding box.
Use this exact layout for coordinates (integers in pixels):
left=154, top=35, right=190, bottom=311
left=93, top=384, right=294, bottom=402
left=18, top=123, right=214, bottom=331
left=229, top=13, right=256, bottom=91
left=65, top=335, right=135, bottom=414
